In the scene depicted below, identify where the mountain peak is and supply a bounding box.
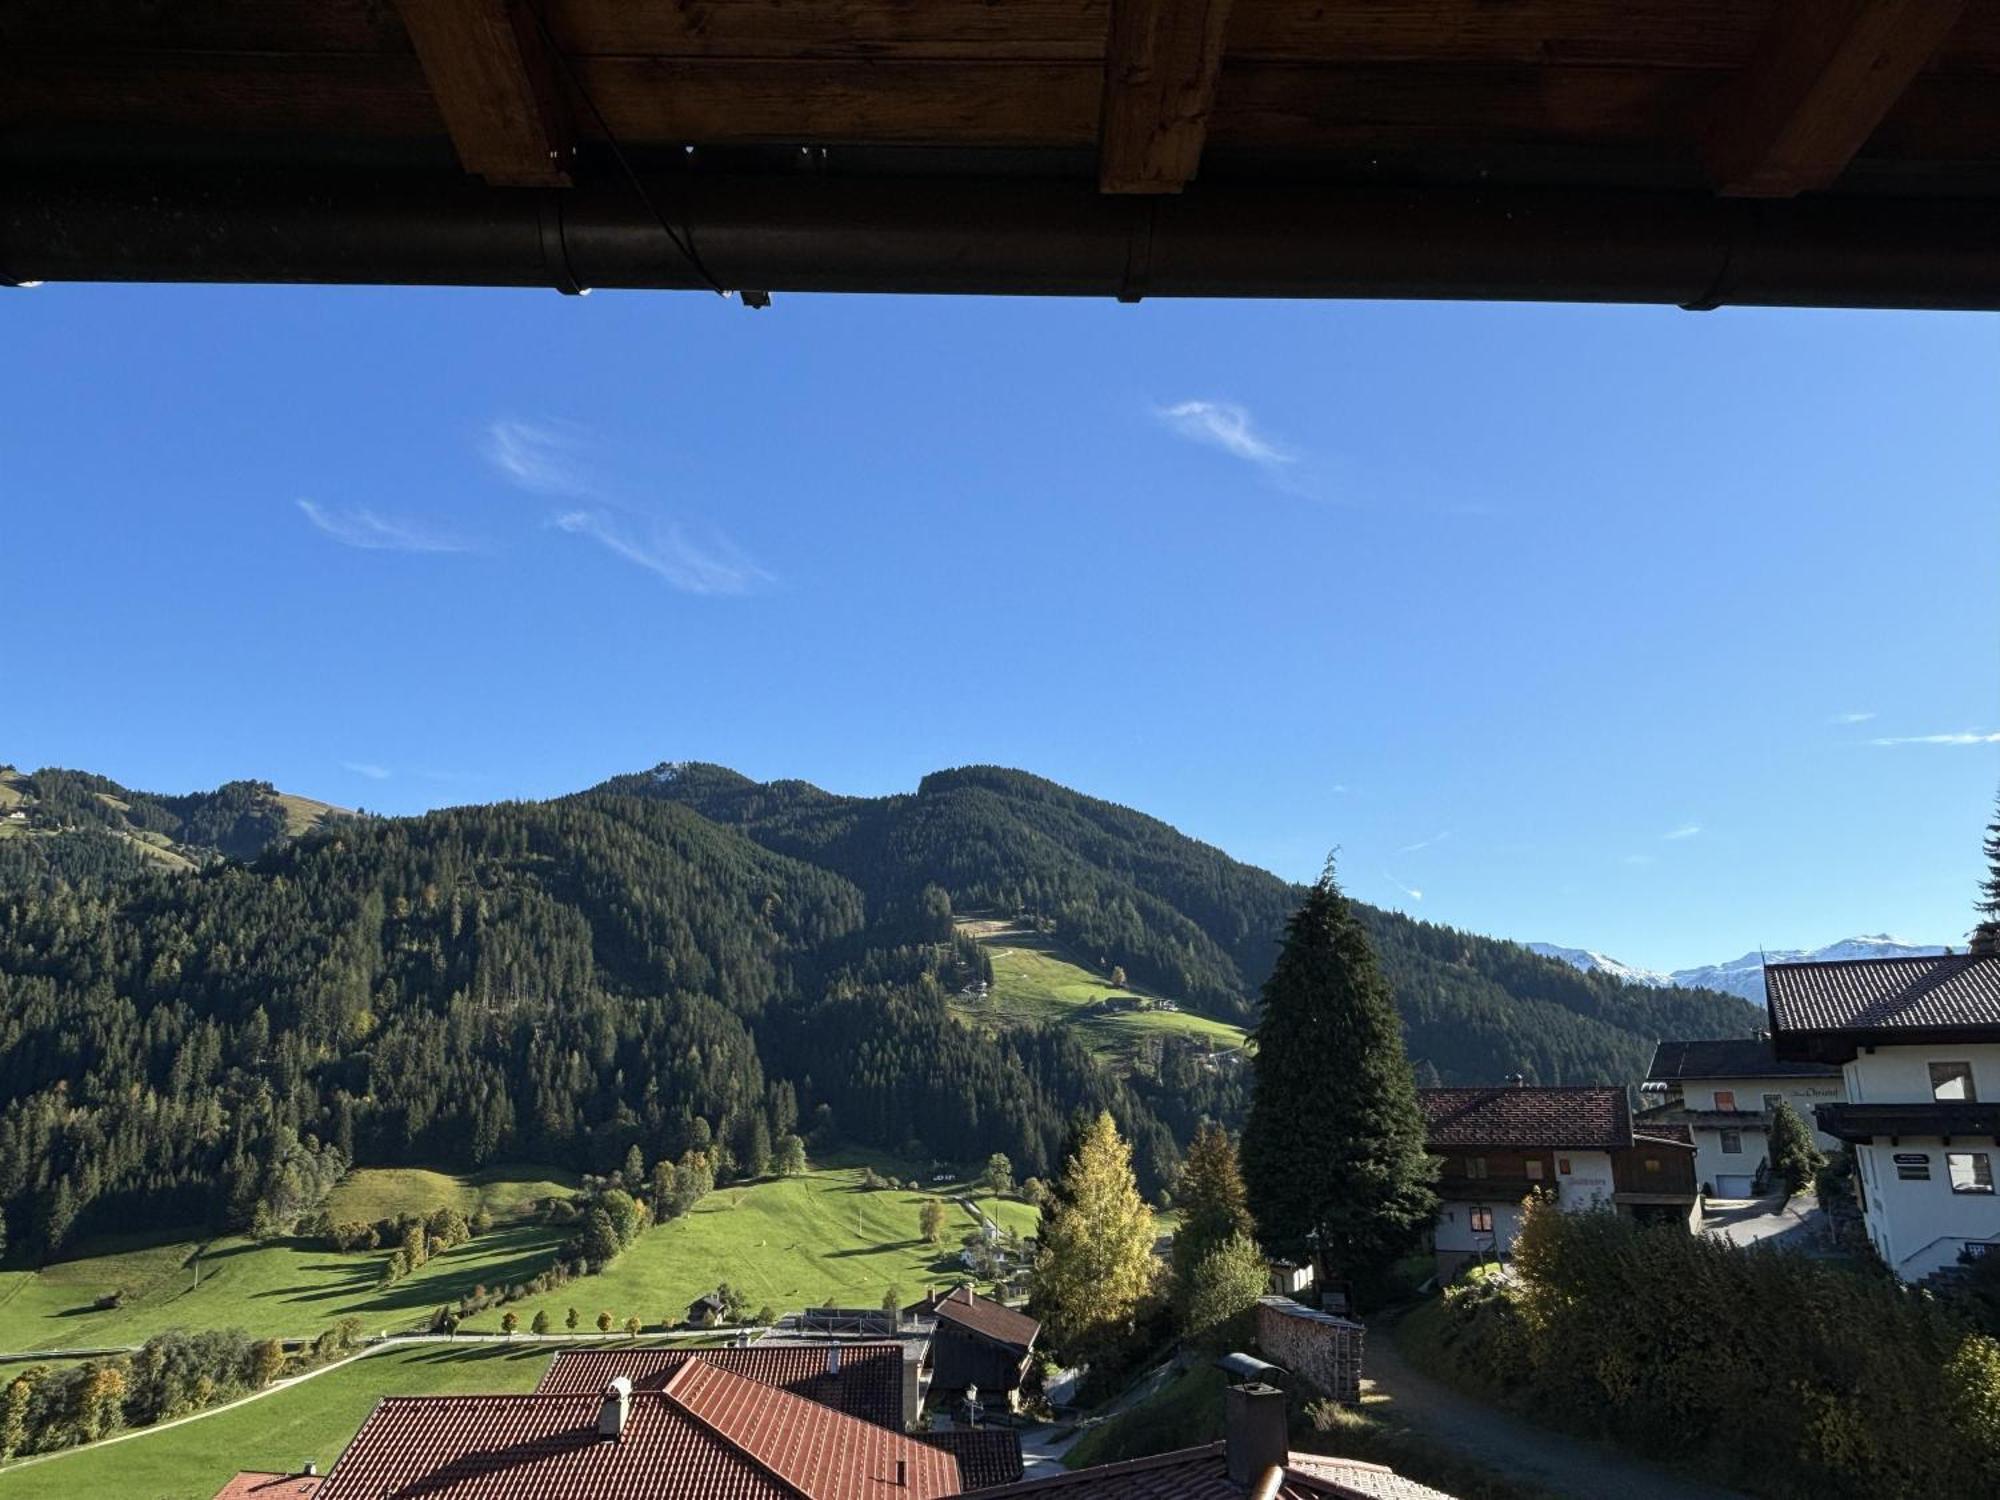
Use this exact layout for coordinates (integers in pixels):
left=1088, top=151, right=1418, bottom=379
left=1533, top=933, right=1952, bottom=1003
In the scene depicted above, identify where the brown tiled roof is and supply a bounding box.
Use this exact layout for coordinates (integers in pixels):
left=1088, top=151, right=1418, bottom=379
left=1765, top=955, right=2000, bottom=1036
left=908, top=1286, right=1039, bottom=1354
left=1646, top=1039, right=1839, bottom=1081
left=537, top=1343, right=904, bottom=1430
left=317, top=1356, right=959, bottom=1500
left=961, top=1442, right=1456, bottom=1499
left=209, top=1475, right=323, bottom=1500
left=1419, top=1086, right=1630, bottom=1151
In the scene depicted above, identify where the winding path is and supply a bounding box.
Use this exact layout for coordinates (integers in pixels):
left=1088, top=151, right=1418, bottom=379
left=1362, top=1312, right=1750, bottom=1500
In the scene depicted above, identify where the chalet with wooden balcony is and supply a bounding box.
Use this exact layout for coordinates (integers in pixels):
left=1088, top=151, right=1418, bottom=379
left=1644, top=1038, right=1845, bottom=1200
left=1420, top=1084, right=1698, bottom=1281
left=1767, top=935, right=2000, bottom=1281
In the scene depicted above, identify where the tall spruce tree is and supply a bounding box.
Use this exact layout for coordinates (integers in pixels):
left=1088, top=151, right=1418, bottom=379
left=1170, top=1121, right=1255, bottom=1315
left=1979, top=787, right=2000, bottom=923
left=1240, top=864, right=1437, bottom=1292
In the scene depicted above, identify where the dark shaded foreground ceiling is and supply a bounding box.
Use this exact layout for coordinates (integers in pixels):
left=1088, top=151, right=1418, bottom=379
left=6, top=0, right=2000, bottom=307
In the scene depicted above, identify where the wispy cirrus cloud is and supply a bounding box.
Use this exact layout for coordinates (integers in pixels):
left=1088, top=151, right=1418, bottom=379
left=1830, top=711, right=1877, bottom=725
left=1156, top=400, right=1295, bottom=469
left=341, top=761, right=391, bottom=780
left=484, top=418, right=590, bottom=496
left=553, top=510, right=772, bottom=597
left=1870, top=729, right=2000, bottom=746
left=1398, top=831, right=1450, bottom=855
left=1382, top=872, right=1423, bottom=902
left=297, top=499, right=468, bottom=553
left=1622, top=853, right=1658, bottom=867
left=1663, top=824, right=1702, bottom=841
left=488, top=418, right=773, bottom=596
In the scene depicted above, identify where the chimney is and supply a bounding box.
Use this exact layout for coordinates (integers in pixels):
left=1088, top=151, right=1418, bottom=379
left=1506, top=1072, right=1525, bottom=1089
left=1222, top=1379, right=1288, bottom=1488
left=301, top=1462, right=317, bottom=1477
left=598, top=1376, right=632, bottom=1440
left=1972, top=923, right=2000, bottom=957
left=828, top=1343, right=842, bottom=1377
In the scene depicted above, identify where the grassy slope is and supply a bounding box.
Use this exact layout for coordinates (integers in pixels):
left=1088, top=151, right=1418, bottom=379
left=0, top=1343, right=554, bottom=1500
left=0, top=1163, right=1037, bottom=1350
left=452, top=1163, right=1039, bottom=1334
left=322, top=1164, right=577, bottom=1226
left=952, top=920, right=1248, bottom=1062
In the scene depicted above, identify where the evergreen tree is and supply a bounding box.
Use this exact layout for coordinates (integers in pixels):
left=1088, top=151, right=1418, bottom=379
left=774, top=1134, right=808, bottom=1177
left=1028, top=1111, right=1158, bottom=1363
left=1980, top=788, right=2000, bottom=922
left=1767, top=1098, right=1825, bottom=1198
left=1170, top=1121, right=1255, bottom=1315
left=531, top=1309, right=551, bottom=1335
left=919, top=1199, right=948, bottom=1245
left=1240, top=865, right=1437, bottom=1294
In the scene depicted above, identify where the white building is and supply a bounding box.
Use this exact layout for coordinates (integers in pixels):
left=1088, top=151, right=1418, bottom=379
left=1420, top=1084, right=1698, bottom=1281
left=1767, top=942, right=2000, bottom=1282
left=1644, top=1038, right=1844, bottom=1198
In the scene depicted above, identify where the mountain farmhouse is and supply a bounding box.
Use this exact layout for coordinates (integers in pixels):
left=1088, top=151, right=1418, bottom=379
left=1421, top=1085, right=1699, bottom=1281
left=904, top=1285, right=1041, bottom=1414
left=1767, top=936, right=2000, bottom=1281
left=1643, top=1038, right=1845, bottom=1198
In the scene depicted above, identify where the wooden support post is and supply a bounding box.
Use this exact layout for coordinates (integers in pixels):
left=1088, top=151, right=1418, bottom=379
left=1707, top=0, right=1967, bottom=197
left=397, top=0, right=574, bottom=187
left=1098, top=0, right=1235, bottom=194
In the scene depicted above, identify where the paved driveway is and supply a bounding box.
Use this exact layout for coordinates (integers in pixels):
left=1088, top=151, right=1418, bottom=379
left=1703, top=1191, right=1827, bottom=1251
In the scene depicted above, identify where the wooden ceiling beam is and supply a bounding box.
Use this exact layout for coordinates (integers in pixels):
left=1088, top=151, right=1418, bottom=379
left=396, top=0, right=573, bottom=187
left=1098, top=0, right=1236, bottom=193
left=1706, top=0, right=1966, bottom=197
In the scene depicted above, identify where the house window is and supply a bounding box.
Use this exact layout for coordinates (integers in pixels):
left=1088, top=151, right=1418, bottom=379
left=1762, top=1093, right=1783, bottom=1113
left=1558, top=1157, right=1572, bottom=1175
left=1720, top=1130, right=1743, bottom=1155
left=1643, top=1157, right=1662, bottom=1174
left=1713, top=1089, right=1737, bottom=1111
left=1949, top=1153, right=1994, bottom=1195
left=1469, top=1207, right=1494, bottom=1234
left=1931, top=1062, right=1977, bottom=1103
left=1464, top=1157, right=1489, bottom=1179
left=1524, top=1159, right=1544, bottom=1181
left=1894, top=1154, right=1931, bottom=1182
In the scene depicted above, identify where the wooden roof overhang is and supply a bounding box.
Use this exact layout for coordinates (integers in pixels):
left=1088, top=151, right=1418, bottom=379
left=7, top=0, right=2000, bottom=305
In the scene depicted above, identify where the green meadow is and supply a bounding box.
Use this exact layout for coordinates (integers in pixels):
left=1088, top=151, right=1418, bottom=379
left=0, top=1343, right=555, bottom=1500
left=952, top=919, right=1249, bottom=1061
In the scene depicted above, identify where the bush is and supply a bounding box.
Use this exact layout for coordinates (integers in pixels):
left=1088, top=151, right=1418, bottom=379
left=1442, top=1196, right=1992, bottom=1497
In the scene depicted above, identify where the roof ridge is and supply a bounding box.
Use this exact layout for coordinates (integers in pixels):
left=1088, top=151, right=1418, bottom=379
left=660, top=1359, right=814, bottom=1500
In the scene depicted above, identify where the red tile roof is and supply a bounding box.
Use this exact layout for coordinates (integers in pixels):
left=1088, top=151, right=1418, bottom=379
left=209, top=1475, right=323, bottom=1500
left=537, top=1344, right=904, bottom=1430
left=907, top=1286, right=1039, bottom=1353
left=667, top=1355, right=959, bottom=1500
left=317, top=1356, right=959, bottom=1500
left=1766, top=954, right=2000, bottom=1035
left=960, top=1442, right=1456, bottom=1499
left=1419, top=1086, right=1630, bottom=1151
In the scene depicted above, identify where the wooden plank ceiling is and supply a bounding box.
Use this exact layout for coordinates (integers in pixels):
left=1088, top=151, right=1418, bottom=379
left=5, top=0, right=1992, bottom=190
left=3, top=0, right=1999, bottom=298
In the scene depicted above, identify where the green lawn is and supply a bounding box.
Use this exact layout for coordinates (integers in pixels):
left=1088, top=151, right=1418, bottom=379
left=0, top=1219, right=570, bottom=1352
left=0, top=1343, right=555, bottom=1500
left=0, top=1163, right=1037, bottom=1350
left=452, top=1163, right=1039, bottom=1334
left=322, top=1163, right=576, bottom=1227
left=951, top=920, right=1249, bottom=1061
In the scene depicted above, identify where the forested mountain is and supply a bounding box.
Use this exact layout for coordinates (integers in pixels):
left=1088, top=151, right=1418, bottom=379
left=0, top=765, right=348, bottom=892
left=608, top=762, right=1759, bottom=1083
left=0, top=758, right=1756, bottom=1263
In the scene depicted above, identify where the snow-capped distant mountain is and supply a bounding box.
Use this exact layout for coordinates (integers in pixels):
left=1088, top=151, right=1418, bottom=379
left=1529, top=934, right=1951, bottom=1003
left=1525, top=943, right=1672, bottom=988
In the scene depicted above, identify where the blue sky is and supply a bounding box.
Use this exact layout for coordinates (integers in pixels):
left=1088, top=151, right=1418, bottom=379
left=5, top=285, right=1996, bottom=971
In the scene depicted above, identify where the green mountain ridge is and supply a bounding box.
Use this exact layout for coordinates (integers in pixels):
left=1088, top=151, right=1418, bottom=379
left=0, top=757, right=1755, bottom=1263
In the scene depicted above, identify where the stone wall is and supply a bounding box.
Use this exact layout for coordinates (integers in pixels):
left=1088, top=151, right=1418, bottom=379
left=1254, top=1295, right=1364, bottom=1406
